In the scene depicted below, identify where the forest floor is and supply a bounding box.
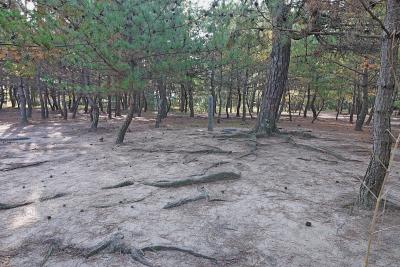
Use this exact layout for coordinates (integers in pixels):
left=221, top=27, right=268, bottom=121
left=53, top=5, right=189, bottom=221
left=1, top=109, right=400, bottom=267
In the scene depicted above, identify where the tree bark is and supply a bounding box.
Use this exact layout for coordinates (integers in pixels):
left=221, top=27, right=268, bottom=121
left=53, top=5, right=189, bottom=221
left=303, top=84, right=311, bottom=118
left=18, top=78, right=28, bottom=125
left=188, top=82, right=194, bottom=118
left=115, top=94, right=121, bottom=116
left=158, top=80, right=168, bottom=119
left=88, top=96, right=99, bottom=130
left=355, top=64, right=369, bottom=131
left=358, top=0, right=400, bottom=208
left=179, top=84, right=185, bottom=112
left=255, top=2, right=292, bottom=135
left=116, top=95, right=136, bottom=144
left=107, top=95, right=112, bottom=119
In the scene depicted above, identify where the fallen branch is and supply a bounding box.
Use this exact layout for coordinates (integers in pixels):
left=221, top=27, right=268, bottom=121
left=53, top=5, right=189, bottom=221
left=0, top=161, right=48, bottom=171
left=141, top=245, right=217, bottom=262
left=0, top=201, right=34, bottom=210
left=101, top=181, right=134, bottom=190
left=39, top=193, right=68, bottom=202
left=163, top=194, right=207, bottom=209
left=144, top=172, right=241, bottom=188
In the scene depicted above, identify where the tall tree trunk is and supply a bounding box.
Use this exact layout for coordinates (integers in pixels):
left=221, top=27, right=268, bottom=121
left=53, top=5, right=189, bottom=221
left=158, top=80, right=168, bottom=119
left=26, top=86, right=32, bottom=118
left=44, top=86, right=49, bottom=118
left=188, top=82, right=194, bottom=118
left=358, top=0, right=400, bottom=208
left=115, top=94, right=121, bottom=116
left=143, top=91, right=147, bottom=112
left=355, top=64, right=369, bottom=131
left=9, top=86, right=16, bottom=108
left=236, top=76, right=241, bottom=118
left=349, top=82, right=357, bottom=123
left=18, top=78, right=28, bottom=125
left=242, top=69, right=248, bottom=121
left=107, top=95, right=112, bottom=119
left=72, top=96, right=81, bottom=119
left=61, top=90, right=68, bottom=120
left=288, top=88, right=292, bottom=121
left=310, top=91, right=318, bottom=120
left=366, top=106, right=374, bottom=126
left=255, top=2, right=292, bottom=134
left=303, top=84, right=311, bottom=117
left=210, top=68, right=216, bottom=114
left=116, top=95, right=136, bottom=144
left=88, top=96, right=99, bottom=130
left=179, top=84, right=185, bottom=112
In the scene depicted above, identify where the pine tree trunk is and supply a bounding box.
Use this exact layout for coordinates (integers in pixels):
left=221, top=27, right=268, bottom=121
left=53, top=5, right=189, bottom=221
left=358, top=0, right=400, bottom=208
left=188, top=82, right=194, bottom=118
left=61, top=91, right=68, bottom=120
left=18, top=78, right=28, bottom=125
left=26, top=86, right=32, bottom=118
left=107, top=95, right=112, bottom=119
left=158, top=80, right=168, bottom=119
left=349, top=82, right=357, bottom=123
left=303, top=84, right=311, bottom=117
left=88, top=96, right=99, bottom=130
left=72, top=96, right=81, bottom=119
left=179, top=84, right=185, bottom=112
left=255, top=2, right=292, bottom=135
left=366, top=106, right=374, bottom=126
left=116, top=95, right=136, bottom=144
left=115, top=94, right=121, bottom=116
left=355, top=66, right=369, bottom=131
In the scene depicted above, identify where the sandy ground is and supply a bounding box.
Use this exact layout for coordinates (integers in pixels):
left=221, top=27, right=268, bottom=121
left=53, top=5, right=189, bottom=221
left=1, top=109, right=400, bottom=267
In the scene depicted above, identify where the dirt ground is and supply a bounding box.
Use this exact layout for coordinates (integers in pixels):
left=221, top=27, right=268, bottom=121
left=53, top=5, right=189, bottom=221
left=1, top=109, right=400, bottom=267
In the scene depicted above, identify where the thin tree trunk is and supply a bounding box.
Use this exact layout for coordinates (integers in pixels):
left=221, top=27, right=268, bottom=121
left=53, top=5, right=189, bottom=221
left=107, top=95, right=112, bottom=119
left=188, top=82, right=194, bottom=118
left=358, top=0, right=400, bottom=208
left=115, top=94, right=121, bottom=116
left=288, top=88, right=292, bottom=121
left=26, top=86, right=32, bottom=118
left=303, top=84, right=311, bottom=117
left=88, top=96, right=99, bottom=130
left=349, top=81, right=357, bottom=123
left=18, top=78, right=28, bottom=125
left=179, top=84, right=185, bottom=112
left=72, top=96, right=81, bottom=119
left=366, top=106, right=374, bottom=126
left=355, top=64, right=369, bottom=131
left=116, top=95, right=136, bottom=144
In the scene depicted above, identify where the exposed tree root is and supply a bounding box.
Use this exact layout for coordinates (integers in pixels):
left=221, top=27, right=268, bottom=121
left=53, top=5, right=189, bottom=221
left=163, top=194, right=207, bottom=209
left=285, top=137, right=361, bottom=162
left=143, top=172, right=241, bottom=188
left=101, top=180, right=134, bottom=189
left=279, top=130, right=316, bottom=139
left=85, top=233, right=153, bottom=266
left=141, top=245, right=217, bottom=262
left=129, top=147, right=232, bottom=155
left=0, top=137, right=30, bottom=142
left=39, top=193, right=68, bottom=202
left=92, top=197, right=147, bottom=208
left=0, top=201, right=34, bottom=210
left=196, top=161, right=230, bottom=176
left=39, top=243, right=55, bottom=267
left=0, top=161, right=48, bottom=171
